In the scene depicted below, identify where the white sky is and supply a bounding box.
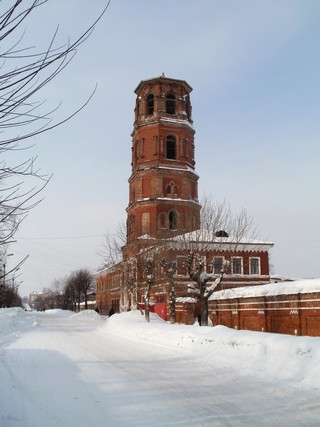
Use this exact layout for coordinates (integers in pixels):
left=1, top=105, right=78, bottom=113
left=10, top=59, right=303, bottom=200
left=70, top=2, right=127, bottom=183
left=1, top=307, right=320, bottom=425
left=4, top=0, right=320, bottom=296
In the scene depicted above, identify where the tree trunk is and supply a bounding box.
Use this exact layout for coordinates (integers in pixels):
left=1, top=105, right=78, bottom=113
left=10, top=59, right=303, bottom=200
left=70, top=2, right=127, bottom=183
left=169, top=280, right=176, bottom=324
left=144, top=297, right=150, bottom=322
left=200, top=297, right=209, bottom=326
left=144, top=285, right=150, bottom=322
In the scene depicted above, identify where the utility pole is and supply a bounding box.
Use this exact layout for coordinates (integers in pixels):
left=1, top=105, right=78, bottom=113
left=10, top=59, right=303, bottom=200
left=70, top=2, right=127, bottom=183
left=1, top=263, right=5, bottom=308
left=0, top=254, right=14, bottom=307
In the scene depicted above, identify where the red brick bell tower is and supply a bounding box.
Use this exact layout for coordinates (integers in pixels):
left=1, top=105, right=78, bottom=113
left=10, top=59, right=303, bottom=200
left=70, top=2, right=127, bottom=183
left=125, top=75, right=201, bottom=255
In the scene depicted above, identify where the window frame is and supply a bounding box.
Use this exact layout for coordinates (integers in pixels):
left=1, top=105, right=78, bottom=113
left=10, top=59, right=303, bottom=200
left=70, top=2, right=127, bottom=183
left=232, top=257, right=243, bottom=275
left=249, top=257, right=260, bottom=275
left=212, top=256, right=225, bottom=275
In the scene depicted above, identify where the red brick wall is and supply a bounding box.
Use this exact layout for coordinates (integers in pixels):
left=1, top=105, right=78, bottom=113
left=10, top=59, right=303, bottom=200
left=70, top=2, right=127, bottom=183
left=209, top=292, right=320, bottom=336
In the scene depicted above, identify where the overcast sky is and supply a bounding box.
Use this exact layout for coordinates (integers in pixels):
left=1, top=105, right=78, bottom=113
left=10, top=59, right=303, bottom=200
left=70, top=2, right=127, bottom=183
left=5, top=0, right=320, bottom=296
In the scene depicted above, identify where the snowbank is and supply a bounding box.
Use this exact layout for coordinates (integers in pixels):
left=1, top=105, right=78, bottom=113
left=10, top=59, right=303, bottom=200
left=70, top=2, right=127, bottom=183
left=104, top=310, right=320, bottom=388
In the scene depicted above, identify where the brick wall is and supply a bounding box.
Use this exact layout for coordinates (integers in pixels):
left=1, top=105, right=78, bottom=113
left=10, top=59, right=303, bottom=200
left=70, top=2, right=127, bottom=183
left=209, top=291, right=320, bottom=337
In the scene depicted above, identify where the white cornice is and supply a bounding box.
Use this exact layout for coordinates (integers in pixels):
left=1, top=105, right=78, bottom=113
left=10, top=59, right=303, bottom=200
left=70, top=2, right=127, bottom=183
left=159, top=116, right=195, bottom=130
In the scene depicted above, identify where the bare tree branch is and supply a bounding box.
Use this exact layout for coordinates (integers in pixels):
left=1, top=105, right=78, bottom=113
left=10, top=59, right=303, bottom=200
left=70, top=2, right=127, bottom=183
left=0, top=1, right=110, bottom=284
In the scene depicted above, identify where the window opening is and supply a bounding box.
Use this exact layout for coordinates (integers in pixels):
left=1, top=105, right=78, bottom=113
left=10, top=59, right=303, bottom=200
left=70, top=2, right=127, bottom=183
left=232, top=257, right=243, bottom=275
left=213, top=257, right=224, bottom=275
left=146, top=93, right=154, bottom=115
left=250, top=258, right=260, bottom=275
left=166, top=135, right=176, bottom=159
left=166, top=93, right=175, bottom=114
left=169, top=211, right=177, bottom=230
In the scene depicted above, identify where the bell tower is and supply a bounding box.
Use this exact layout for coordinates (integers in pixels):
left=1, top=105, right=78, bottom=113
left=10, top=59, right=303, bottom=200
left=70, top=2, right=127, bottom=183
left=125, top=75, right=201, bottom=252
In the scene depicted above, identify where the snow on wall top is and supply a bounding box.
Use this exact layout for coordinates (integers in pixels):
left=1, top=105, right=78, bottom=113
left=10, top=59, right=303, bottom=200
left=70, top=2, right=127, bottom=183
left=210, top=278, right=320, bottom=300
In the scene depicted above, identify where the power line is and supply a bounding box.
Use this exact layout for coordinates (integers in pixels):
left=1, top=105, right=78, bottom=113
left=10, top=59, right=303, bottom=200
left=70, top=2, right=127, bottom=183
left=17, top=234, right=104, bottom=240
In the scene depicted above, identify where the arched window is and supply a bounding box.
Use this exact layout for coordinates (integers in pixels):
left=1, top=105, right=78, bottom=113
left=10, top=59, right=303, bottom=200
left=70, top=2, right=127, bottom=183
left=166, top=181, right=178, bottom=196
left=146, top=93, right=154, bottom=115
left=166, top=93, right=175, bottom=114
left=166, top=135, right=176, bottom=159
left=169, top=211, right=177, bottom=230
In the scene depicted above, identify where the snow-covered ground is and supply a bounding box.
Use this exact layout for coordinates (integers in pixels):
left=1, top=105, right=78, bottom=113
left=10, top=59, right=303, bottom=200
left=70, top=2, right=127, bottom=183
left=1, top=308, right=320, bottom=427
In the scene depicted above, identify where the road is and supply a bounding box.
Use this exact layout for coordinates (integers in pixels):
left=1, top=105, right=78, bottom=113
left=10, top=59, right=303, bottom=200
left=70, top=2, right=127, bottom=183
left=1, top=310, right=319, bottom=426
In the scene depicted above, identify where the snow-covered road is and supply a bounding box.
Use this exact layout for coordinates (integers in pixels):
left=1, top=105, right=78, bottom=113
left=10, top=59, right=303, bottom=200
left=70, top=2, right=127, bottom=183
left=1, top=309, right=320, bottom=426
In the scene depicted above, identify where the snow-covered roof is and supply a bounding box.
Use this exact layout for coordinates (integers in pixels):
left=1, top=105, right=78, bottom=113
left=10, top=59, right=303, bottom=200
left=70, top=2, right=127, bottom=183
left=210, top=278, right=320, bottom=300
left=176, top=297, right=197, bottom=303
left=175, top=230, right=272, bottom=245
left=137, top=234, right=156, bottom=240
left=95, top=261, right=123, bottom=277
left=171, top=230, right=273, bottom=252
left=79, top=300, right=96, bottom=306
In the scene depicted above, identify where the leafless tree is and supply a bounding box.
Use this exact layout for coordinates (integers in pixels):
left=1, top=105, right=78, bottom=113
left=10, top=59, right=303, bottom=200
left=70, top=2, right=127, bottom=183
left=181, top=195, right=260, bottom=325
left=178, top=195, right=259, bottom=251
left=5, top=284, right=22, bottom=307
left=99, top=222, right=126, bottom=268
left=65, top=268, right=94, bottom=311
left=186, top=252, right=229, bottom=326
left=159, top=258, right=177, bottom=324
left=122, top=258, right=137, bottom=311
left=63, top=279, right=77, bottom=311
left=0, top=274, right=22, bottom=308
left=0, top=1, right=109, bottom=273
left=79, top=269, right=94, bottom=310
left=143, top=257, right=154, bottom=322
left=41, top=278, right=65, bottom=309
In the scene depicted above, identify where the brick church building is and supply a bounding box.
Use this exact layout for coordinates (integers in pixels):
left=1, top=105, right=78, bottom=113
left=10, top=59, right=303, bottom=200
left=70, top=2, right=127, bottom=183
left=95, top=75, right=273, bottom=323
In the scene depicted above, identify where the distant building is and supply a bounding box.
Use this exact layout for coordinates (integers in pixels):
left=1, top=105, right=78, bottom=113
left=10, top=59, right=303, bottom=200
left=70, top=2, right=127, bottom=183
left=79, top=292, right=96, bottom=311
left=96, top=76, right=273, bottom=322
left=28, top=291, right=44, bottom=310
